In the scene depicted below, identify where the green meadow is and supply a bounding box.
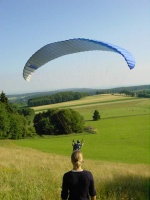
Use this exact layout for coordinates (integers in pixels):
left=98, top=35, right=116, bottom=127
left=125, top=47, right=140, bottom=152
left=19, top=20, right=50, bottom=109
left=1, top=94, right=150, bottom=199
left=13, top=95, right=149, bottom=164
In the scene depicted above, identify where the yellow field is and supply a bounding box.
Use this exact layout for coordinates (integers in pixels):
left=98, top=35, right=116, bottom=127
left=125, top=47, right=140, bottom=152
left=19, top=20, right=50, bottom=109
left=32, top=94, right=135, bottom=111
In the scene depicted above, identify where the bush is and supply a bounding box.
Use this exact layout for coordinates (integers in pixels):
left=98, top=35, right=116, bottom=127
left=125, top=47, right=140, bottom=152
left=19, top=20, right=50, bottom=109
left=84, top=125, right=97, bottom=134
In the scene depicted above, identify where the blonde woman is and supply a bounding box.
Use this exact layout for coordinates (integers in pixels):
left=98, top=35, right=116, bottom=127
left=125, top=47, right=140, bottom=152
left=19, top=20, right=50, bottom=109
left=61, top=150, right=96, bottom=200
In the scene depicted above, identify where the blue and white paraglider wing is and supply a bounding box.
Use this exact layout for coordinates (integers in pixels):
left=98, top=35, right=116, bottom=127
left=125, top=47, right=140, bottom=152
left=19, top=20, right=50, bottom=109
left=23, top=38, right=135, bottom=81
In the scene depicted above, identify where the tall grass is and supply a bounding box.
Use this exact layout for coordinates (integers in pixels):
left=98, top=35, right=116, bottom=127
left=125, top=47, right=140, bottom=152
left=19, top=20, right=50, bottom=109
left=0, top=145, right=149, bottom=200
left=1, top=96, right=149, bottom=199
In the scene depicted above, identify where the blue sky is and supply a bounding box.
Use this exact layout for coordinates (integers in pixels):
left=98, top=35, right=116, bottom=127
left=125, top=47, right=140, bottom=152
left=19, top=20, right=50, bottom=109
left=0, top=0, right=149, bottom=94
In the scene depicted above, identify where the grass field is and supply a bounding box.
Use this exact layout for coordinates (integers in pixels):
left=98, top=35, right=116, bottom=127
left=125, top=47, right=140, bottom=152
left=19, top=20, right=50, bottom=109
left=0, top=142, right=149, bottom=199
left=13, top=95, right=150, bottom=164
left=0, top=94, right=150, bottom=199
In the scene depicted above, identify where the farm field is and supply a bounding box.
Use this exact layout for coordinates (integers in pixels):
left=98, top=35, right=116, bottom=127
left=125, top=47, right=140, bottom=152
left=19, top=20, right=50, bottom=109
left=32, top=94, right=137, bottom=112
left=0, top=95, right=150, bottom=199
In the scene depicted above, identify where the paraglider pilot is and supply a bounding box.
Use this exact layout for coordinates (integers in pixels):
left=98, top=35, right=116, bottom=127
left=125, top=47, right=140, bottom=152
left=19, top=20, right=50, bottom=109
left=72, top=139, right=84, bottom=151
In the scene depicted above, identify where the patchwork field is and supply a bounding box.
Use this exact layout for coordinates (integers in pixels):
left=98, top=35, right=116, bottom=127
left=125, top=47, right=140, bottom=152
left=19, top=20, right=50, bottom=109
left=1, top=94, right=150, bottom=199
left=32, top=94, right=137, bottom=112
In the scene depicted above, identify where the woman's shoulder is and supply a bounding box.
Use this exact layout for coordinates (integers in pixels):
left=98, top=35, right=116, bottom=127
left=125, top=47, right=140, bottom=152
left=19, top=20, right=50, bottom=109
left=83, top=170, right=94, bottom=178
left=82, top=170, right=93, bottom=175
left=83, top=169, right=91, bottom=173
left=64, top=170, right=72, bottom=175
left=64, top=170, right=93, bottom=176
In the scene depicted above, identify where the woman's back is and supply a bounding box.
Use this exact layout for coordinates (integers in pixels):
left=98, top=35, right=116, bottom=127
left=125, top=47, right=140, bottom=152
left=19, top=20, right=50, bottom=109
left=61, top=170, right=96, bottom=200
left=61, top=151, right=96, bottom=200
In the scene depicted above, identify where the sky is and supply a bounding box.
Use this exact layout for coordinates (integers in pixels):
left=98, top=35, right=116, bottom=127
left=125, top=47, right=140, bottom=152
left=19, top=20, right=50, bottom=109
left=0, top=0, right=150, bottom=94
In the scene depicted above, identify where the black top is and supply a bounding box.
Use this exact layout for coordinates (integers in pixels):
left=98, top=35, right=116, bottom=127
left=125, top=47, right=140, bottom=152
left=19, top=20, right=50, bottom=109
left=61, top=170, right=96, bottom=200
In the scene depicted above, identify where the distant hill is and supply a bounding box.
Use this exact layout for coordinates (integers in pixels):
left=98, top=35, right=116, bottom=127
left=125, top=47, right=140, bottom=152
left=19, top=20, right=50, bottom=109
left=8, top=88, right=97, bottom=102
left=95, top=85, right=150, bottom=93
left=8, top=84, right=150, bottom=104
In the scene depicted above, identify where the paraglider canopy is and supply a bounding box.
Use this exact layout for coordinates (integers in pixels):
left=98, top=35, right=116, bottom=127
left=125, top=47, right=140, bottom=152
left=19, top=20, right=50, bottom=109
left=23, top=38, right=135, bottom=81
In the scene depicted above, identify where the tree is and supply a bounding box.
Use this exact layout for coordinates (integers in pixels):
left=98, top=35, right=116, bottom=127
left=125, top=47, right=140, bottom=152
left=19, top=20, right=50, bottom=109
left=0, top=91, right=13, bottom=113
left=34, top=108, right=84, bottom=135
left=93, top=110, right=101, bottom=121
left=34, top=109, right=57, bottom=135
left=0, top=102, right=10, bottom=138
left=0, top=91, right=8, bottom=103
left=0, top=91, right=36, bottom=139
left=17, top=107, right=35, bottom=125
left=9, top=113, right=27, bottom=139
left=51, top=109, right=84, bottom=134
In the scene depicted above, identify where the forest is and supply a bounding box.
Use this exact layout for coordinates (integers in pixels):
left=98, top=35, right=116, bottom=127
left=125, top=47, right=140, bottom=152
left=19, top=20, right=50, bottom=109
left=28, top=91, right=88, bottom=107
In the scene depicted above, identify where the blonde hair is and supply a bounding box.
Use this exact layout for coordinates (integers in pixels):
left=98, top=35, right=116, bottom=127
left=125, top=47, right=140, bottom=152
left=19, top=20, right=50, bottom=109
left=71, top=150, right=83, bottom=169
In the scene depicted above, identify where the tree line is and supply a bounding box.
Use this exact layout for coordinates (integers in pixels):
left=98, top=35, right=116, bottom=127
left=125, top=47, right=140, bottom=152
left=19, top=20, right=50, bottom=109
left=96, top=89, right=150, bottom=98
left=119, top=90, right=150, bottom=98
left=137, top=90, right=150, bottom=98
left=28, top=91, right=88, bottom=107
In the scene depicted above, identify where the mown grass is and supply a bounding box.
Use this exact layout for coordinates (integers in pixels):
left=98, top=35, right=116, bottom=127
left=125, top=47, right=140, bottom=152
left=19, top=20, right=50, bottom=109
left=11, top=114, right=149, bottom=164
left=0, top=144, right=150, bottom=200
left=12, top=96, right=150, bottom=164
